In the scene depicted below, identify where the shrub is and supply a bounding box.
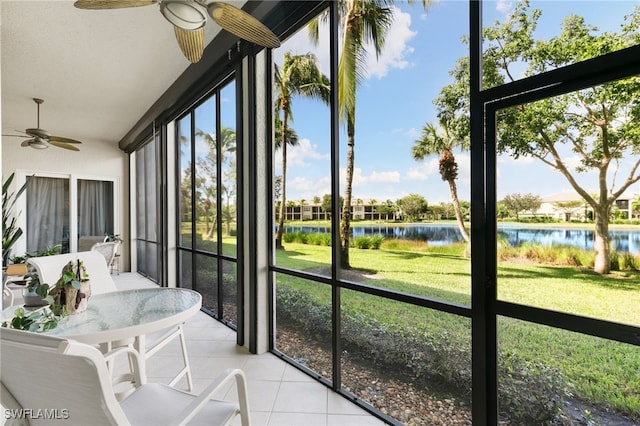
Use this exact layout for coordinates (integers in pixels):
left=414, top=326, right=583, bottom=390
left=498, top=351, right=567, bottom=424
left=610, top=250, right=620, bottom=271
left=306, top=233, right=331, bottom=246
left=557, top=246, right=585, bottom=266
left=618, top=252, right=639, bottom=271
left=353, top=236, right=371, bottom=249
left=276, top=285, right=567, bottom=424
left=353, top=234, right=384, bottom=250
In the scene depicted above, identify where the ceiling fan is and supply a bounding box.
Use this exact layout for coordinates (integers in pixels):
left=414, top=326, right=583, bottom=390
left=3, top=98, right=82, bottom=152
left=73, top=0, right=281, bottom=63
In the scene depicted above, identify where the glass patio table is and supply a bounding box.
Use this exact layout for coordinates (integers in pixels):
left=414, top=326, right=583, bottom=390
left=3, top=288, right=202, bottom=387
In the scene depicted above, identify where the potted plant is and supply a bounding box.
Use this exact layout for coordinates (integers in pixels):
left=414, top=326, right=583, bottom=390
left=2, top=173, right=31, bottom=267
left=22, top=272, right=53, bottom=308
left=49, top=259, right=91, bottom=315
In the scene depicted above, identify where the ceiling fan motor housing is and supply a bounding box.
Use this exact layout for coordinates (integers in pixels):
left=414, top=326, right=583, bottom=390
left=25, top=127, right=51, bottom=139
left=160, top=1, right=207, bottom=30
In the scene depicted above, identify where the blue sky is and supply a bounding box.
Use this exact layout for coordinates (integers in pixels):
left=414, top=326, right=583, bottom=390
left=272, top=0, right=640, bottom=205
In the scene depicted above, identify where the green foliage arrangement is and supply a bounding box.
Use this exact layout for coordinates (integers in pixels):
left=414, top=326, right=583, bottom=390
left=2, top=173, right=31, bottom=266
left=1, top=306, right=60, bottom=332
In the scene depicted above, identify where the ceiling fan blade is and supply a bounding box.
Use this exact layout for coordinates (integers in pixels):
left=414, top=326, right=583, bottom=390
left=49, top=135, right=83, bottom=145
left=2, top=133, right=28, bottom=138
left=20, top=139, right=34, bottom=147
left=173, top=27, right=204, bottom=63
left=74, top=0, right=155, bottom=9
left=207, top=2, right=281, bottom=49
left=49, top=141, right=81, bottom=152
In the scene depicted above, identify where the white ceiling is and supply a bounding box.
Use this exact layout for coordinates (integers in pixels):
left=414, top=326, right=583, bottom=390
left=1, top=0, right=240, bottom=148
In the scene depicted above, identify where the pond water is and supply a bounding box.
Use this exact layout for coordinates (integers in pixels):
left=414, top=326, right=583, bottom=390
left=283, top=224, right=640, bottom=255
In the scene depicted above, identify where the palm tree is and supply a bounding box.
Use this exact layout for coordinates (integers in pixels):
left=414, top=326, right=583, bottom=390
left=412, top=120, right=470, bottom=241
left=310, top=0, right=431, bottom=268
left=274, top=52, right=330, bottom=249
left=196, top=127, right=237, bottom=240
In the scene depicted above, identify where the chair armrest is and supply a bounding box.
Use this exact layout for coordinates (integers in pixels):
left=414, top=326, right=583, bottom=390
left=168, top=368, right=250, bottom=426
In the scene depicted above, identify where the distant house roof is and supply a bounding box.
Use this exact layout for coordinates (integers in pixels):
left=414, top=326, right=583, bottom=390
left=542, top=189, right=638, bottom=203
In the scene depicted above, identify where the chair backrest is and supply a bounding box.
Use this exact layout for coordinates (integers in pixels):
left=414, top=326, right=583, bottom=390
left=78, top=235, right=107, bottom=252
left=90, top=242, right=118, bottom=268
left=0, top=328, right=129, bottom=425
left=27, top=251, right=117, bottom=295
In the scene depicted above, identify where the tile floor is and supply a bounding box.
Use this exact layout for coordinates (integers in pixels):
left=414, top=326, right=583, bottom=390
left=113, top=273, right=385, bottom=426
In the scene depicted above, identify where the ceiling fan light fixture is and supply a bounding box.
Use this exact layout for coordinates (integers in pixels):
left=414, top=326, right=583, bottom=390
left=30, top=138, right=49, bottom=150
left=160, top=1, right=207, bottom=30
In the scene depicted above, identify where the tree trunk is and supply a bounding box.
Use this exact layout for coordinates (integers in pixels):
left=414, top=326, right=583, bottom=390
left=207, top=214, right=216, bottom=240
left=593, top=205, right=611, bottom=274
left=275, top=118, right=288, bottom=250
left=340, top=118, right=356, bottom=269
left=447, top=178, right=469, bottom=242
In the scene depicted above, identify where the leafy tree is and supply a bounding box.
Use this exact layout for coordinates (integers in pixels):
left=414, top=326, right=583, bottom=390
left=321, top=194, right=333, bottom=215
left=376, top=199, right=397, bottom=221
left=196, top=127, right=236, bottom=239
left=274, top=52, right=330, bottom=249
left=436, top=1, right=640, bottom=274
left=502, top=193, right=542, bottom=220
left=412, top=120, right=470, bottom=241
left=397, top=194, right=428, bottom=221
left=309, top=0, right=431, bottom=268
left=632, top=196, right=640, bottom=219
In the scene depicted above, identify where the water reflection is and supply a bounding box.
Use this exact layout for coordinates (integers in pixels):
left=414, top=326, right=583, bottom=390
left=283, top=224, right=640, bottom=254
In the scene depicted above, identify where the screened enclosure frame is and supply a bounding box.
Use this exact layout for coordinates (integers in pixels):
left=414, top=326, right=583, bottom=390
left=266, top=1, right=640, bottom=425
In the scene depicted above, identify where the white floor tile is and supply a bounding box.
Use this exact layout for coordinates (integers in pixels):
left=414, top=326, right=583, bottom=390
left=112, top=273, right=381, bottom=425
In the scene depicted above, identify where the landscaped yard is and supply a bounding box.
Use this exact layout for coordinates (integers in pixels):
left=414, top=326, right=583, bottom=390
left=274, top=240, right=640, bottom=423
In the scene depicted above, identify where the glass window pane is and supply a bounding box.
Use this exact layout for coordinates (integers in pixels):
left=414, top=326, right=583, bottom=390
left=272, top=10, right=332, bottom=274
left=196, top=253, right=218, bottom=316
left=194, top=97, right=218, bottom=253
left=482, top=1, right=638, bottom=89
left=498, top=316, right=640, bottom=424
left=220, top=81, right=237, bottom=257
left=145, top=141, right=157, bottom=242
left=178, top=114, right=193, bottom=247
left=341, top=290, right=472, bottom=424
left=26, top=177, right=70, bottom=254
left=78, top=179, right=114, bottom=240
left=495, top=78, right=640, bottom=326
left=221, top=259, right=237, bottom=326
left=179, top=250, right=193, bottom=290
left=274, top=272, right=332, bottom=384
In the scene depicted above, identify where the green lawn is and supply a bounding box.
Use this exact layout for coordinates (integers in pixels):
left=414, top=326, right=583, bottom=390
left=275, top=241, right=640, bottom=419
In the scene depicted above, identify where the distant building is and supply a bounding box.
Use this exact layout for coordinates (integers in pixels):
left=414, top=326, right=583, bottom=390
left=539, top=190, right=638, bottom=221
left=280, top=198, right=395, bottom=221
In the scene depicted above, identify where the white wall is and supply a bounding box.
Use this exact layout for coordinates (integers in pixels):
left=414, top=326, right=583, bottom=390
left=2, top=138, right=130, bottom=270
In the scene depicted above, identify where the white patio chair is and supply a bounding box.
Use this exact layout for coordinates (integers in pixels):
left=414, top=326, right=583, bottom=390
left=0, top=328, right=250, bottom=426
left=91, top=241, right=120, bottom=275
left=2, top=263, right=29, bottom=308
left=27, top=251, right=195, bottom=391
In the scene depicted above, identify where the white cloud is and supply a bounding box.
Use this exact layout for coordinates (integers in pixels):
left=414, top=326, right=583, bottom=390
left=406, top=158, right=439, bottom=181
left=370, top=170, right=401, bottom=183
left=563, top=155, right=583, bottom=171
left=364, top=7, right=417, bottom=79
left=405, top=127, right=419, bottom=139
left=496, top=0, right=512, bottom=14
left=275, top=6, right=418, bottom=82
left=289, top=175, right=332, bottom=199
left=275, top=138, right=329, bottom=172
left=287, top=138, right=330, bottom=168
